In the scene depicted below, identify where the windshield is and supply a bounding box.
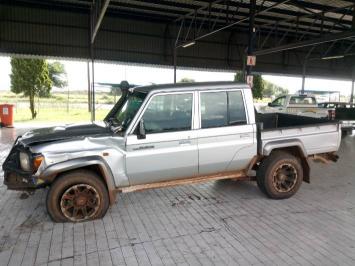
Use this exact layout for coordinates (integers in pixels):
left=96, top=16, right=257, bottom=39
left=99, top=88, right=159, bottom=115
left=109, top=91, right=146, bottom=132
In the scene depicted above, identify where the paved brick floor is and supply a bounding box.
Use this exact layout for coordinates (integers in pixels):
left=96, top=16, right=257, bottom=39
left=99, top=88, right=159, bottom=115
left=0, top=126, right=355, bottom=266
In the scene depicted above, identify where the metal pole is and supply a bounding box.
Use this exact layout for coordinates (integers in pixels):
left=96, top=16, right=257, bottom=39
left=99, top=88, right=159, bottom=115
left=351, top=67, right=355, bottom=104
left=301, top=61, right=307, bottom=94
left=87, top=60, right=91, bottom=112
left=301, top=46, right=316, bottom=94
left=246, top=0, right=256, bottom=81
left=351, top=80, right=354, bottom=104
left=173, top=47, right=177, bottom=83
left=91, top=57, right=95, bottom=122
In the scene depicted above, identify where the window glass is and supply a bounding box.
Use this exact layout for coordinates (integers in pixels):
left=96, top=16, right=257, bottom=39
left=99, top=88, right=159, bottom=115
left=142, top=93, right=193, bottom=133
left=113, top=92, right=146, bottom=131
left=271, top=96, right=286, bottom=107
left=201, top=92, right=228, bottom=128
left=228, top=91, right=247, bottom=125
left=200, top=90, right=247, bottom=129
left=289, top=96, right=316, bottom=105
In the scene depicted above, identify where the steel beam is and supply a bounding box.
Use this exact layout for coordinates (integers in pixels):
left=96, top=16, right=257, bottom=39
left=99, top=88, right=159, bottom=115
left=176, top=0, right=291, bottom=48
left=91, top=0, right=111, bottom=44
left=254, top=31, right=355, bottom=56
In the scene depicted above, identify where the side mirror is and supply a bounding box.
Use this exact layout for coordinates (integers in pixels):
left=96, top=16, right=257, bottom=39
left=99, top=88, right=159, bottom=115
left=268, top=103, right=272, bottom=107
left=137, top=119, right=146, bottom=139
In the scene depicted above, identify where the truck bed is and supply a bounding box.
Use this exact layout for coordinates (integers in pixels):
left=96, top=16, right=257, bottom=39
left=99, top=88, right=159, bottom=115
left=256, top=112, right=341, bottom=156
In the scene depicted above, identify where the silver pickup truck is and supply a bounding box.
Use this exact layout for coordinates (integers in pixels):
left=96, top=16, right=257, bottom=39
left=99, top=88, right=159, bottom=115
left=3, top=82, right=341, bottom=222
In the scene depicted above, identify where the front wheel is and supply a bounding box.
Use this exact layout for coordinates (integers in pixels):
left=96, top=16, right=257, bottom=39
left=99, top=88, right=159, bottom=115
left=46, top=170, right=109, bottom=222
left=257, top=151, right=303, bottom=199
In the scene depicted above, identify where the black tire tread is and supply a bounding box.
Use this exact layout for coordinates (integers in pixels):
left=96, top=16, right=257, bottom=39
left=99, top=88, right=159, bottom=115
left=46, top=169, right=109, bottom=222
left=256, top=151, right=303, bottom=199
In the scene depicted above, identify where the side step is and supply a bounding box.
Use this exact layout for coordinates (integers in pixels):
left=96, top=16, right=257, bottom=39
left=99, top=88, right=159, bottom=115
left=119, top=170, right=250, bottom=193
left=310, top=152, right=339, bottom=164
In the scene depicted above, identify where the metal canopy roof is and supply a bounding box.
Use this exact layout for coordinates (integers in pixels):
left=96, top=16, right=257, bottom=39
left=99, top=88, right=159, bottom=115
left=8, top=0, right=354, bottom=54
left=14, top=0, right=354, bottom=32
left=1, top=0, right=355, bottom=79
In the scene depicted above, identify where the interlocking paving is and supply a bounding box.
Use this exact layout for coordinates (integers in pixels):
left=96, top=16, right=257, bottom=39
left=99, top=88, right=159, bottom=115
left=0, top=126, right=355, bottom=266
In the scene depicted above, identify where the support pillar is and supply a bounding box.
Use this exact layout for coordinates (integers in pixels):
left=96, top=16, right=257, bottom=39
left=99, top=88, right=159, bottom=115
left=173, top=48, right=177, bottom=83
left=301, top=61, right=307, bottom=94
left=246, top=0, right=256, bottom=80
left=351, top=66, right=355, bottom=104
left=301, top=46, right=315, bottom=94
left=91, top=56, right=95, bottom=122
left=87, top=61, right=91, bottom=112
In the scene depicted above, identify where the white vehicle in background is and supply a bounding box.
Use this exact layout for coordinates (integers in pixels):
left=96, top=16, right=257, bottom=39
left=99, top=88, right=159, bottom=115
left=262, top=94, right=330, bottom=118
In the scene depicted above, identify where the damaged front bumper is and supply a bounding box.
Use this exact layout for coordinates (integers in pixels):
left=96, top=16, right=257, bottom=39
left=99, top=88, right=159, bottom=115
left=3, top=171, right=46, bottom=191
left=2, top=139, right=47, bottom=191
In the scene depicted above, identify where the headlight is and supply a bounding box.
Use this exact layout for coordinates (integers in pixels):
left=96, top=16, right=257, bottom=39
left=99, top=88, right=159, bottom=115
left=19, top=152, right=31, bottom=171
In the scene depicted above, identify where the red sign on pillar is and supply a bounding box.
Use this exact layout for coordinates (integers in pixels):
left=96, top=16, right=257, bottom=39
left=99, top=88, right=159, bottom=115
left=246, top=55, right=256, bottom=66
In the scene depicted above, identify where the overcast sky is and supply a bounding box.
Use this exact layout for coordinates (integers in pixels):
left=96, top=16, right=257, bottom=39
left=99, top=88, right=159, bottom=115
left=0, top=56, right=353, bottom=96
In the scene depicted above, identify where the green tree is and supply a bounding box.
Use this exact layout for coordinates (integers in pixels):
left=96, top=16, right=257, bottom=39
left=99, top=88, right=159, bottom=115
left=252, top=75, right=264, bottom=100
left=48, top=61, right=67, bottom=89
left=234, top=71, right=244, bottom=82
left=234, top=71, right=264, bottom=99
left=263, top=80, right=288, bottom=97
left=10, top=58, right=52, bottom=119
left=179, top=77, right=195, bottom=83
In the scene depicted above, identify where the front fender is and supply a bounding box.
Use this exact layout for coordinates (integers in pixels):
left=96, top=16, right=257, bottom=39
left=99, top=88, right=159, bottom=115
left=39, top=156, right=118, bottom=204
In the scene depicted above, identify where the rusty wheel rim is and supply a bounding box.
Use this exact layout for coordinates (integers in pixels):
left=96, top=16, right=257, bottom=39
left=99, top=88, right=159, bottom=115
left=272, top=163, right=298, bottom=193
left=60, top=184, right=100, bottom=222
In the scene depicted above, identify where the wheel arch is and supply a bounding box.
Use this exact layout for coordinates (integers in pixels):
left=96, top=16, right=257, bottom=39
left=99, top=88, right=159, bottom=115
left=264, top=144, right=310, bottom=183
left=40, top=156, right=118, bottom=205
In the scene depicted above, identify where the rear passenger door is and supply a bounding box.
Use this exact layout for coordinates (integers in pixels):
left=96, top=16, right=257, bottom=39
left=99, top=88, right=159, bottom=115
left=197, top=90, right=256, bottom=175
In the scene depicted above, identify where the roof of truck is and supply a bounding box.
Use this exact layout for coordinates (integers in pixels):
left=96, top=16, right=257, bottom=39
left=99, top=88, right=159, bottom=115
left=133, top=81, right=248, bottom=93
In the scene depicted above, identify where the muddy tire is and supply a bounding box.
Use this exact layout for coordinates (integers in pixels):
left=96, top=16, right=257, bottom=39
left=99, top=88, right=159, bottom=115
left=256, top=172, right=266, bottom=194
left=257, top=151, right=303, bottom=199
left=46, top=170, right=109, bottom=222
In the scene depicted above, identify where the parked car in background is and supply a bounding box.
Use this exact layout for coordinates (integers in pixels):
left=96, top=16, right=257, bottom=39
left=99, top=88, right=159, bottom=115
left=3, top=82, right=341, bottom=222
left=318, top=102, right=355, bottom=135
left=262, top=94, right=330, bottom=118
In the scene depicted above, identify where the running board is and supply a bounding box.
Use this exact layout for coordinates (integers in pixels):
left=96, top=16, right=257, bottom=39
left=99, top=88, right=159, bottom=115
left=310, top=152, right=339, bottom=164
left=119, top=170, right=249, bottom=193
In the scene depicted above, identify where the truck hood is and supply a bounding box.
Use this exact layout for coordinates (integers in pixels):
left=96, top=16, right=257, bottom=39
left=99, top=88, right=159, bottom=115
left=19, top=123, right=112, bottom=146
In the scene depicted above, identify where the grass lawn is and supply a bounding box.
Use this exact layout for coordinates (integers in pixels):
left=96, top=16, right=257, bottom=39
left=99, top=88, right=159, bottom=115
left=0, top=91, right=115, bottom=123
left=13, top=108, right=109, bottom=123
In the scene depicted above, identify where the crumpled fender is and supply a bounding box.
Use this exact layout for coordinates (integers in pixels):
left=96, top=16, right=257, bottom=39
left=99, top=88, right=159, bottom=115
left=39, top=155, right=119, bottom=204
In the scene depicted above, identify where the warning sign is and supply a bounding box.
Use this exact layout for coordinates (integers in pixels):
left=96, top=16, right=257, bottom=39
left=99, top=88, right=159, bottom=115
left=246, top=56, right=256, bottom=66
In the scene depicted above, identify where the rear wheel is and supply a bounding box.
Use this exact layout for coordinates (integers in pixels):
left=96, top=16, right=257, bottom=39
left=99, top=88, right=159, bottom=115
left=46, top=170, right=109, bottom=222
left=257, top=151, right=303, bottom=199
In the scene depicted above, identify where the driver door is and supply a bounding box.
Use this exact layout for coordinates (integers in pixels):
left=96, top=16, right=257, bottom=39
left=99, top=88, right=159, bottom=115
left=125, top=92, right=198, bottom=186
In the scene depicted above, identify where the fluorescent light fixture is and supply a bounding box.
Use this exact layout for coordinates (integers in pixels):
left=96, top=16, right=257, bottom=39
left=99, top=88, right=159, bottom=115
left=322, top=55, right=344, bottom=60
left=182, top=41, right=196, bottom=48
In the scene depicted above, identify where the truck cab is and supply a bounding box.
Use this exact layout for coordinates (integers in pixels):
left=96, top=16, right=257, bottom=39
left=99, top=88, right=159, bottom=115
left=265, top=94, right=329, bottom=118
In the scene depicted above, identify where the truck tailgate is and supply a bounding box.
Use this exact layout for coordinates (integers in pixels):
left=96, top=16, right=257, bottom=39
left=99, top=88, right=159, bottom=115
left=260, top=123, right=341, bottom=156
